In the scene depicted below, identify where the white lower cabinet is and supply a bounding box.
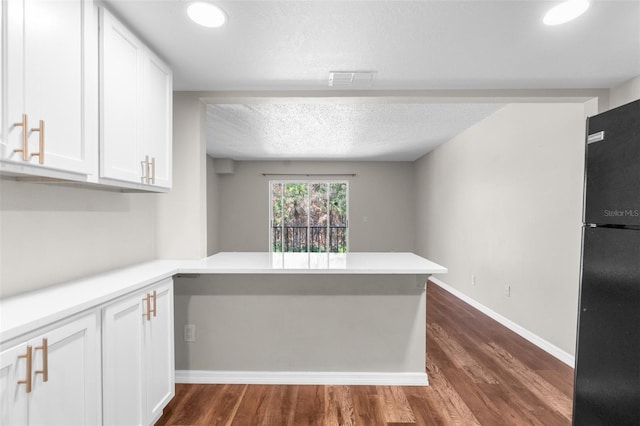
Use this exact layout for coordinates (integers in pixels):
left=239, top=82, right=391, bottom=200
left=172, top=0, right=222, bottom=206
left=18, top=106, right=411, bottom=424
left=102, top=278, right=175, bottom=425
left=0, top=311, right=101, bottom=426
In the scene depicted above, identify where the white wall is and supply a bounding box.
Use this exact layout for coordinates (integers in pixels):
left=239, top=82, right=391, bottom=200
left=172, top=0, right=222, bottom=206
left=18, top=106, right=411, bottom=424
left=414, top=103, right=595, bottom=356
left=0, top=180, right=156, bottom=297
left=214, top=160, right=415, bottom=252
left=609, top=75, right=640, bottom=108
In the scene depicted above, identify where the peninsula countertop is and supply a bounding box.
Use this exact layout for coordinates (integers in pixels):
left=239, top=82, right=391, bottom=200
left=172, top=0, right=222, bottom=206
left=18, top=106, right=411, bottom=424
left=178, top=252, right=448, bottom=275
left=0, top=252, right=447, bottom=342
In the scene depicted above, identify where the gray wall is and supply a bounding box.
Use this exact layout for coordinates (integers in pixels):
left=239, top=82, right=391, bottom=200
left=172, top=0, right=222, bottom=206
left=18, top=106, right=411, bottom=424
left=0, top=91, right=209, bottom=298
left=213, top=160, right=416, bottom=252
left=5, top=89, right=634, bottom=371
left=609, top=74, right=640, bottom=109
left=155, top=92, right=208, bottom=260
left=174, top=274, right=425, bottom=373
left=206, top=156, right=220, bottom=256
left=0, top=180, right=156, bottom=298
left=414, top=102, right=596, bottom=356
left=180, top=159, right=418, bottom=372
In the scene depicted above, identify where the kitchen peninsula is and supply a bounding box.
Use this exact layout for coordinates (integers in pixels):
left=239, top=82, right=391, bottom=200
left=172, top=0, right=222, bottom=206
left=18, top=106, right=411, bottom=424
left=0, top=251, right=447, bottom=423
left=175, top=252, right=446, bottom=386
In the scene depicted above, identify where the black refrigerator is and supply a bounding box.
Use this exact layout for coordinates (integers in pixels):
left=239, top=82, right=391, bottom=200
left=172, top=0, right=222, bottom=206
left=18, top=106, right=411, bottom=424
left=573, top=99, right=640, bottom=425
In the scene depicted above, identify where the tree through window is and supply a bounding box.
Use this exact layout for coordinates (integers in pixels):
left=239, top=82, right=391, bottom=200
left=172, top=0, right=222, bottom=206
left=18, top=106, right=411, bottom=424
left=270, top=181, right=348, bottom=253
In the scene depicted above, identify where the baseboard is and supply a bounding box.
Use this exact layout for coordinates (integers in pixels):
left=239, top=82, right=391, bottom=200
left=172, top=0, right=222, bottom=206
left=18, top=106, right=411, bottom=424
left=175, top=370, right=429, bottom=386
left=428, top=277, right=575, bottom=367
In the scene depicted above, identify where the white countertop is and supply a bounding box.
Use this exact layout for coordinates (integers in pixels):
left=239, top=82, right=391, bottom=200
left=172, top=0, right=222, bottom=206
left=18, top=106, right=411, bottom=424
left=0, top=252, right=446, bottom=342
left=179, top=252, right=448, bottom=274
left=0, top=260, right=180, bottom=343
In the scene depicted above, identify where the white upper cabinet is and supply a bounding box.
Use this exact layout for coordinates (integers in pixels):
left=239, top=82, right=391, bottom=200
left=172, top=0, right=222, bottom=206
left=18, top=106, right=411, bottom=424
left=100, top=8, right=173, bottom=190
left=100, top=9, right=144, bottom=185
left=142, top=55, right=173, bottom=189
left=1, top=0, right=98, bottom=176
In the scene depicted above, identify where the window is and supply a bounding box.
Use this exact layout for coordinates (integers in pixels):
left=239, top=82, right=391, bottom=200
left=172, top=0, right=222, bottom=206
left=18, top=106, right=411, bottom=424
left=270, top=181, right=348, bottom=253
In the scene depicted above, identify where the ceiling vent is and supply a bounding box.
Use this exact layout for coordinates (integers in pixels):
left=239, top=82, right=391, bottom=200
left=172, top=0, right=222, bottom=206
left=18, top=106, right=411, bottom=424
left=328, top=71, right=376, bottom=87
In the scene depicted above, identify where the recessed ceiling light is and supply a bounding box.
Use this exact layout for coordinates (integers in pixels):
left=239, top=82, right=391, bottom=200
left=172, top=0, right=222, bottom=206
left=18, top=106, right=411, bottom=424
left=543, top=0, right=590, bottom=26
left=187, top=2, right=227, bottom=28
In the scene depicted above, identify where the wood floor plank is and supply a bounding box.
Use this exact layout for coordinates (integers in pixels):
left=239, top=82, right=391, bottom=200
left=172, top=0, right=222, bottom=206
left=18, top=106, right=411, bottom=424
left=476, top=382, right=549, bottom=426
left=434, top=366, right=505, bottom=426
left=402, top=385, right=446, bottom=425
left=231, top=384, right=269, bottom=425
left=536, top=368, right=574, bottom=397
left=324, top=385, right=356, bottom=426
left=200, top=384, right=247, bottom=426
left=483, top=341, right=573, bottom=421
left=378, top=385, right=416, bottom=423
left=154, top=383, right=197, bottom=426
left=428, top=322, right=500, bottom=385
left=293, top=385, right=325, bottom=426
left=261, top=385, right=299, bottom=426
left=351, top=385, right=386, bottom=426
left=158, top=281, right=574, bottom=425
left=425, top=358, right=481, bottom=425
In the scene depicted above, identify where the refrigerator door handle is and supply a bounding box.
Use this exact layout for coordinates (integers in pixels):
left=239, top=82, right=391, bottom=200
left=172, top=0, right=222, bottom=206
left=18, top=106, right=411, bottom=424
left=587, top=131, right=605, bottom=144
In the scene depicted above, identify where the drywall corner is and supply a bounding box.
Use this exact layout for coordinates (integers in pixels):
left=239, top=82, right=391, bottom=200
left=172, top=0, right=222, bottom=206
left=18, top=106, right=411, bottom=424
left=610, top=75, right=640, bottom=109
left=206, top=155, right=220, bottom=256
left=155, top=92, right=208, bottom=259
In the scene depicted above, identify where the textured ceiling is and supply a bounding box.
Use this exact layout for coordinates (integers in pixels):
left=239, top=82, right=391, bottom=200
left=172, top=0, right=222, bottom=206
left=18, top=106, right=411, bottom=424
left=206, top=103, right=505, bottom=160
left=103, top=0, right=640, bottom=161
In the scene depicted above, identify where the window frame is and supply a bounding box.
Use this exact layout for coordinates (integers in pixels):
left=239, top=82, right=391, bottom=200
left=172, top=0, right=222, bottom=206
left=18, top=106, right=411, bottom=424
left=268, top=179, right=350, bottom=254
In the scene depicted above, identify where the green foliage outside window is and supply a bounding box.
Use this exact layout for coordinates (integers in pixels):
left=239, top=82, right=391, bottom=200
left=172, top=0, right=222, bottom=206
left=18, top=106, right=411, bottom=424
left=271, top=181, right=348, bottom=253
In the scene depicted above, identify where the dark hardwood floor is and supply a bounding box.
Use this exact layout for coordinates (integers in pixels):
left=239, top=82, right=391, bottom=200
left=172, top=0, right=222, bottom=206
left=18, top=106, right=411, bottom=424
left=157, top=281, right=574, bottom=425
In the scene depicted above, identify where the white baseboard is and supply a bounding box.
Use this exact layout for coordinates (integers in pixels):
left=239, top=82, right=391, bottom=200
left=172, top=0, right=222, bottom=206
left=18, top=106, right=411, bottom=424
left=175, top=370, right=429, bottom=386
left=429, top=277, right=575, bottom=368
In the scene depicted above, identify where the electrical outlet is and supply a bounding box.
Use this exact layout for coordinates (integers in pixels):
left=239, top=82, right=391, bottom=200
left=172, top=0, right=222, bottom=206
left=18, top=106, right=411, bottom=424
left=184, top=324, right=196, bottom=342
left=472, top=275, right=477, bottom=286
left=504, top=284, right=511, bottom=297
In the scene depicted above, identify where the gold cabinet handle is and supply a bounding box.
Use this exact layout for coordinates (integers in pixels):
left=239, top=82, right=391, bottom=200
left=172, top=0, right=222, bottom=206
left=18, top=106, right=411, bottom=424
left=151, top=290, right=157, bottom=317
left=150, top=157, right=156, bottom=184
left=18, top=345, right=33, bottom=393
left=35, top=338, right=48, bottom=382
left=29, top=120, right=45, bottom=164
left=140, top=157, right=148, bottom=183
left=12, top=114, right=28, bottom=160
left=142, top=293, right=151, bottom=321
left=145, top=155, right=151, bottom=184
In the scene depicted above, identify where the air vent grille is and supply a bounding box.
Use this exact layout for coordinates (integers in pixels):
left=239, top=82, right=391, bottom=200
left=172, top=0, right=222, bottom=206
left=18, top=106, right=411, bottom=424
left=328, top=71, right=376, bottom=87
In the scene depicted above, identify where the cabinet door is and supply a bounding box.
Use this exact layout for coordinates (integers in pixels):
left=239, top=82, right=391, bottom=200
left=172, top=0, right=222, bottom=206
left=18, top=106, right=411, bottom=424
left=2, top=0, right=26, bottom=161
left=2, top=0, right=95, bottom=174
left=27, top=312, right=100, bottom=426
left=100, top=7, right=144, bottom=184
left=145, top=279, right=175, bottom=423
left=24, top=0, right=86, bottom=173
left=0, top=343, right=29, bottom=426
left=142, top=53, right=173, bottom=189
left=102, top=289, right=146, bottom=426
